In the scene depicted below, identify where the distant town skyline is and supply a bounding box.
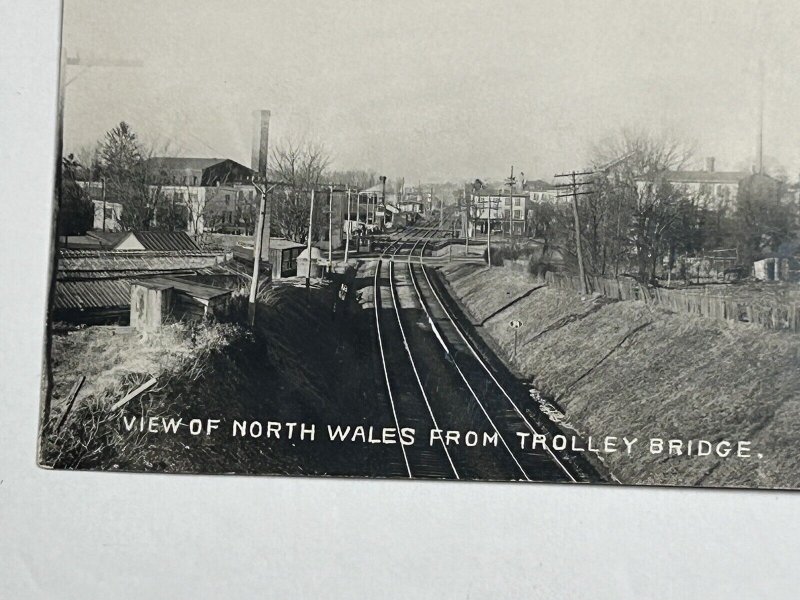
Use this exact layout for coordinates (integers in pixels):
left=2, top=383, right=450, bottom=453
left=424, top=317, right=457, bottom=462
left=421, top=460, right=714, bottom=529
left=61, top=0, right=800, bottom=183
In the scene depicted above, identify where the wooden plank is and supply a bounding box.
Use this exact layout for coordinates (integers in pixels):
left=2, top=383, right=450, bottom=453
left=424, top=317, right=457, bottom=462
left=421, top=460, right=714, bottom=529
left=56, top=375, right=85, bottom=432
left=111, top=377, right=157, bottom=411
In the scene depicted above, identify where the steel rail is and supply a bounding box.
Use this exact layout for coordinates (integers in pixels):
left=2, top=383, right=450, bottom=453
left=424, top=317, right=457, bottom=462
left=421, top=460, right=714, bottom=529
left=387, top=228, right=460, bottom=479
left=405, top=227, right=531, bottom=481
left=415, top=235, right=579, bottom=482
left=371, top=226, right=423, bottom=478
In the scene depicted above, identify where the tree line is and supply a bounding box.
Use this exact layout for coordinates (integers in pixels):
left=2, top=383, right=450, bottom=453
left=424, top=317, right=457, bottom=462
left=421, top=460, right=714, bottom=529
left=59, top=121, right=388, bottom=245
left=526, top=130, right=798, bottom=284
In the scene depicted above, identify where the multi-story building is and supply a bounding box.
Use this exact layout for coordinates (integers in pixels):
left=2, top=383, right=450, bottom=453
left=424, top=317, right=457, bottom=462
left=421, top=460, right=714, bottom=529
left=146, top=157, right=257, bottom=235
left=469, top=187, right=531, bottom=236
left=639, top=157, right=748, bottom=211
left=522, top=179, right=560, bottom=204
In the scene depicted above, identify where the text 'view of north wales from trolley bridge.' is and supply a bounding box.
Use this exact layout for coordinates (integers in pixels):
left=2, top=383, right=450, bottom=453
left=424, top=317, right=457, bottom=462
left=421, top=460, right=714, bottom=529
left=40, top=0, right=800, bottom=490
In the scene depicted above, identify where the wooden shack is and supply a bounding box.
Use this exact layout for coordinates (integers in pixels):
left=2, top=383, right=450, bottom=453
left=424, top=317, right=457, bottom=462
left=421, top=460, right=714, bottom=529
left=232, top=238, right=304, bottom=279
left=267, top=238, right=305, bottom=278
left=130, top=280, right=174, bottom=332
left=130, top=277, right=232, bottom=330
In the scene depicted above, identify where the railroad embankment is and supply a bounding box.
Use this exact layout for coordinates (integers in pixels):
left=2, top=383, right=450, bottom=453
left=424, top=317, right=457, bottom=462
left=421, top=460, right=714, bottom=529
left=42, top=266, right=395, bottom=476
left=437, top=262, right=800, bottom=488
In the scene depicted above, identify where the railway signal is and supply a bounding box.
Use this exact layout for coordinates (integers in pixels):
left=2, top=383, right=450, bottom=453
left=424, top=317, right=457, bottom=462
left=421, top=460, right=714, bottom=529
left=509, top=319, right=523, bottom=358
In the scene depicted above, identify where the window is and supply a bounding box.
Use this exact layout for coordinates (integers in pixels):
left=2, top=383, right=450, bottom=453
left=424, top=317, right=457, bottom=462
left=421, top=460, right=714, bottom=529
left=514, top=197, right=521, bottom=206
left=193, top=176, right=198, bottom=185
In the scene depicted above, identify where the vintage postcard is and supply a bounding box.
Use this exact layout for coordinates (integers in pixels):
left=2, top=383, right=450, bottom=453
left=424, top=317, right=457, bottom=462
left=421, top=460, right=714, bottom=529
left=39, top=0, right=800, bottom=490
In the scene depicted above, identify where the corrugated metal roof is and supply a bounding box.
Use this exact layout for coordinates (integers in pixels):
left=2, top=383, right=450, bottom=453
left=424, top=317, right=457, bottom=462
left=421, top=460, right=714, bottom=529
left=146, top=277, right=232, bottom=300
left=119, top=231, right=200, bottom=251
left=54, top=279, right=132, bottom=310
left=58, top=250, right=225, bottom=276
left=54, top=249, right=236, bottom=311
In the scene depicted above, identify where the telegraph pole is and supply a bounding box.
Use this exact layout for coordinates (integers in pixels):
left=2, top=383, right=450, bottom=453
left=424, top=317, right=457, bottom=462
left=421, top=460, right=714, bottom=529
left=554, top=170, right=594, bottom=295
left=328, top=185, right=334, bottom=267
left=306, top=188, right=316, bottom=298
left=43, top=46, right=143, bottom=428
left=487, top=193, right=493, bottom=269
left=464, top=187, right=470, bottom=254
left=439, top=188, right=444, bottom=231
left=247, top=109, right=271, bottom=326
left=505, top=166, right=516, bottom=238
left=101, top=176, right=107, bottom=231
left=344, top=188, right=352, bottom=263
left=757, top=58, right=765, bottom=174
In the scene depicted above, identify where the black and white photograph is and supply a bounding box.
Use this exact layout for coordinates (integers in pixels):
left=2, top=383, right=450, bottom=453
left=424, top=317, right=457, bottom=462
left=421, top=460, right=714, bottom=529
left=38, top=0, right=800, bottom=491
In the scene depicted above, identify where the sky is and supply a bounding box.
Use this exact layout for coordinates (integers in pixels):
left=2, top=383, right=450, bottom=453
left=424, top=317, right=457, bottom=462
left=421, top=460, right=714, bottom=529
left=61, top=0, right=800, bottom=184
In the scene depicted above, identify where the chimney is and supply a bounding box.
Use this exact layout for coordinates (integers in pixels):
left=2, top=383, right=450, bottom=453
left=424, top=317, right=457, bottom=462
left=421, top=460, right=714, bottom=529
left=705, top=157, right=715, bottom=172
left=251, top=110, right=271, bottom=177
left=251, top=109, right=271, bottom=259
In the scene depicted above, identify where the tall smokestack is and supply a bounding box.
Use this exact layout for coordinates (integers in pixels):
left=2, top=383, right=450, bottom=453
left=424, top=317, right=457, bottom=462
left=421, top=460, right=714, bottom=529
left=251, top=109, right=271, bottom=260
left=251, top=110, right=270, bottom=176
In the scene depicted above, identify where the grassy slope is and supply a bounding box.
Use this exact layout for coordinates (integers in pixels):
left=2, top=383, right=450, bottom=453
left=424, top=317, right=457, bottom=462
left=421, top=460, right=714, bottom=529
left=43, top=266, right=397, bottom=476
left=439, top=263, right=800, bottom=489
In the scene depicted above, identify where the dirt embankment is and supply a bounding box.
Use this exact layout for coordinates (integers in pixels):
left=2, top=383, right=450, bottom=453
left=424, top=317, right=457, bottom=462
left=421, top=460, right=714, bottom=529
left=438, top=262, right=800, bottom=489
left=42, top=264, right=399, bottom=476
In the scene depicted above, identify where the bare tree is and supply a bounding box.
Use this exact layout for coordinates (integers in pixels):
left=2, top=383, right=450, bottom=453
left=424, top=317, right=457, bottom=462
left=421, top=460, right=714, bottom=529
left=268, top=138, right=332, bottom=243
left=589, top=128, right=695, bottom=282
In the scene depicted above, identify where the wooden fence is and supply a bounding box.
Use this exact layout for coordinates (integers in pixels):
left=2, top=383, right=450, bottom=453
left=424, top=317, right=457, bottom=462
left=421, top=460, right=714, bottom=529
left=543, top=271, right=800, bottom=332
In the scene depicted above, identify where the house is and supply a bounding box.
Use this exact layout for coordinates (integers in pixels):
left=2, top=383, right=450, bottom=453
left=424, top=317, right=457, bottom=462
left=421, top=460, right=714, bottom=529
left=469, top=187, right=531, bottom=236
left=147, top=157, right=257, bottom=235
left=522, top=179, right=559, bottom=204
left=146, top=157, right=255, bottom=187
left=358, top=183, right=387, bottom=229
left=641, top=157, right=748, bottom=211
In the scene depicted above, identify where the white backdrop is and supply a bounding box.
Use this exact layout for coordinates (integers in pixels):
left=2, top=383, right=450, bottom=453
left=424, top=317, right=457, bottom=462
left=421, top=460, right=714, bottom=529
left=1, top=3, right=798, bottom=598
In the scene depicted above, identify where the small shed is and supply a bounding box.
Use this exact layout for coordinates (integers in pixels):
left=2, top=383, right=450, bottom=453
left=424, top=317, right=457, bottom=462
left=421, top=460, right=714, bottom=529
left=297, top=246, right=323, bottom=279
left=130, top=280, right=174, bottom=332
left=130, top=276, right=232, bottom=330
left=753, top=257, right=790, bottom=282
left=267, top=238, right=305, bottom=279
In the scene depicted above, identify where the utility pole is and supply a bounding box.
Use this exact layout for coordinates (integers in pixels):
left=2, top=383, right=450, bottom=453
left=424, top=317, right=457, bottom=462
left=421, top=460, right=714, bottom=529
left=757, top=58, right=765, bottom=175
left=305, top=188, right=316, bottom=298
left=505, top=166, right=516, bottom=238
left=43, top=46, right=143, bottom=427
left=247, top=109, right=271, bottom=326
left=101, top=176, right=106, bottom=232
left=487, top=193, right=493, bottom=269
left=328, top=185, right=334, bottom=268
left=439, top=187, right=444, bottom=231
left=464, top=187, right=470, bottom=255
left=554, top=170, right=594, bottom=295
left=344, top=188, right=352, bottom=263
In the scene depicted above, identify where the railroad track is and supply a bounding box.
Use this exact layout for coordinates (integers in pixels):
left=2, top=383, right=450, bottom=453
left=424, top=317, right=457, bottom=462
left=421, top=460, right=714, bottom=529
left=409, top=234, right=582, bottom=482
left=373, top=215, right=585, bottom=482
left=373, top=222, right=459, bottom=479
